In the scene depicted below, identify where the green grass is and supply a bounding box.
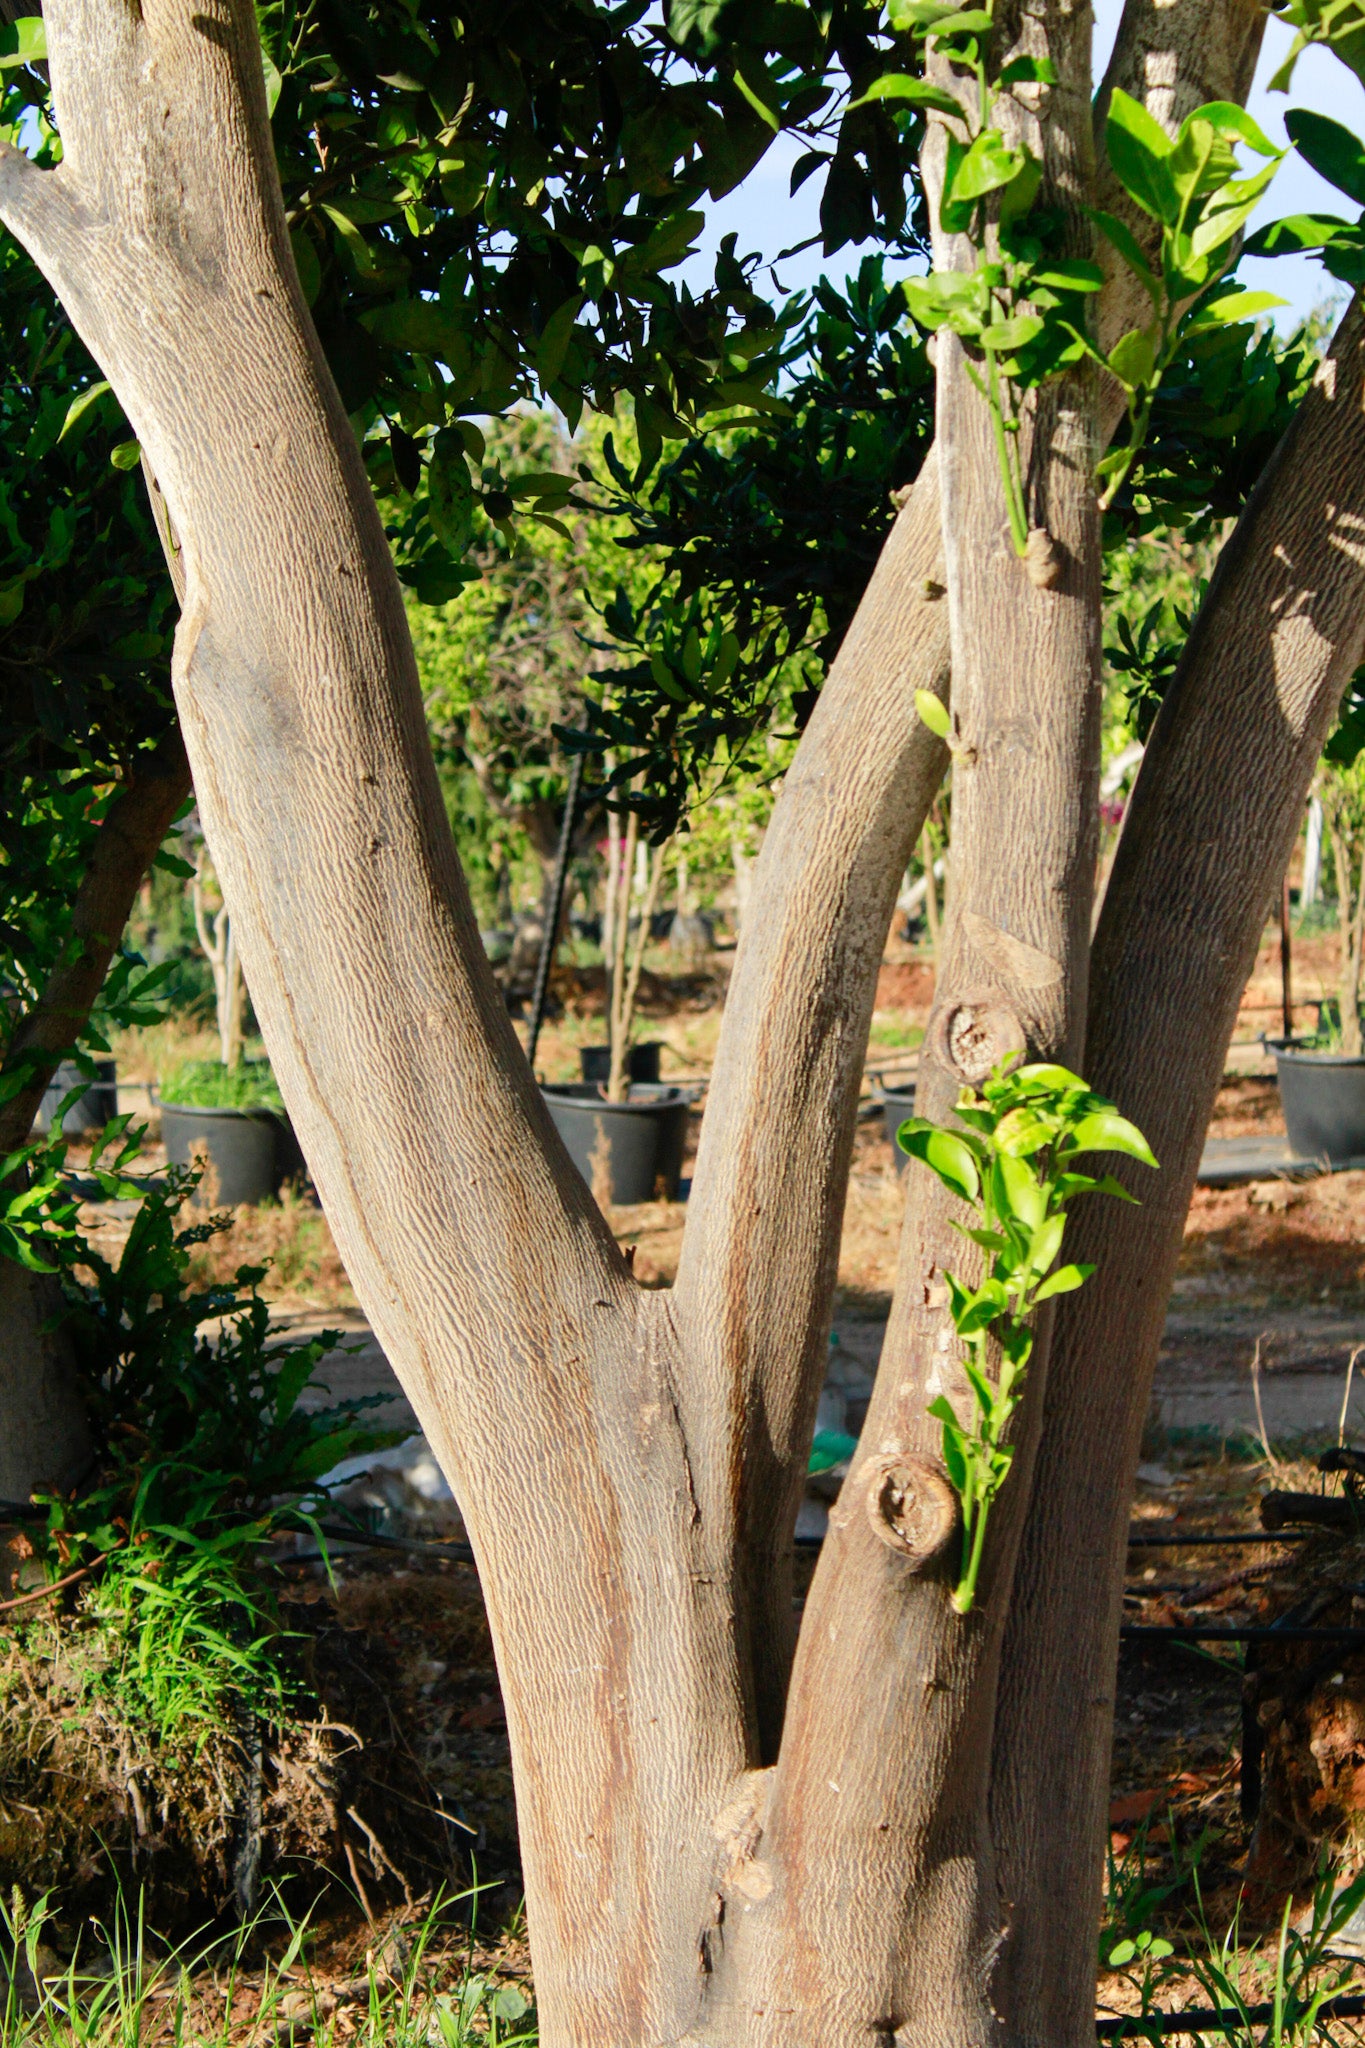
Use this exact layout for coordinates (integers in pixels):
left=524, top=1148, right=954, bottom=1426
left=1, top=1890, right=536, bottom=2048
left=158, top=1061, right=285, bottom=1113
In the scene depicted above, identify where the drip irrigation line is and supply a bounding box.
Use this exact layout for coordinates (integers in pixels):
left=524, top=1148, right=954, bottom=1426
left=1122, top=1624, right=1365, bottom=1643
left=272, top=1523, right=476, bottom=1568
left=1095, top=1993, right=1365, bottom=2038
left=1125, top=1531, right=1307, bottom=1549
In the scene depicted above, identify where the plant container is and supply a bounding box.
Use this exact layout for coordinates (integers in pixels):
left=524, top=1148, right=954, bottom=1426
left=35, top=1058, right=118, bottom=1136
left=578, top=1042, right=662, bottom=1086
left=879, top=1084, right=918, bottom=1174
left=1269, top=1039, right=1365, bottom=1165
left=541, top=1082, right=688, bottom=1205
left=159, top=1100, right=285, bottom=1206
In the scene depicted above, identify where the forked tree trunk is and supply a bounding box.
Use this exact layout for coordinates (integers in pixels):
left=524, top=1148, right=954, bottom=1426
left=3, top=0, right=1358, bottom=2036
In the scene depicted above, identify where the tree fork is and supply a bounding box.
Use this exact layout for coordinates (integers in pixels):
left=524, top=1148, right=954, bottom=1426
left=993, top=293, right=1365, bottom=2046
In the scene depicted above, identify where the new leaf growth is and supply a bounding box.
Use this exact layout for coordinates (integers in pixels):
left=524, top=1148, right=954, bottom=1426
left=899, top=1061, right=1157, bottom=1614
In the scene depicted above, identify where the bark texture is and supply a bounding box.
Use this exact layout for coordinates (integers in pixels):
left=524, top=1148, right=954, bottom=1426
left=0, top=1258, right=88, bottom=1500
left=993, top=296, right=1365, bottom=2046
left=1, top=0, right=1350, bottom=2035
left=673, top=461, right=950, bottom=1761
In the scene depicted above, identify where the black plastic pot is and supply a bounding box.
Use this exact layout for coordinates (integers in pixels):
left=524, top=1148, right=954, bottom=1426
left=542, top=1082, right=688, bottom=1205
left=578, top=1042, right=662, bottom=1086
left=36, top=1058, right=118, bottom=1135
left=879, top=1084, right=918, bottom=1173
left=1270, top=1039, right=1365, bottom=1165
left=159, top=1101, right=285, bottom=1206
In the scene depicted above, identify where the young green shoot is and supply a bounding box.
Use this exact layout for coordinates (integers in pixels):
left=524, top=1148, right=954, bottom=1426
left=899, top=1061, right=1157, bottom=1614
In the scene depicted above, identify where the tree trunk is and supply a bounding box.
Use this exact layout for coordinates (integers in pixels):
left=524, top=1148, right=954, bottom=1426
left=991, top=292, right=1365, bottom=2047
left=0, top=1259, right=89, bottom=1501
left=2, top=0, right=1344, bottom=2035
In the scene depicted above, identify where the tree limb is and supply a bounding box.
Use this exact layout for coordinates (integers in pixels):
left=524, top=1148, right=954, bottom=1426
left=0, top=726, right=192, bottom=1156
left=993, top=293, right=1365, bottom=2047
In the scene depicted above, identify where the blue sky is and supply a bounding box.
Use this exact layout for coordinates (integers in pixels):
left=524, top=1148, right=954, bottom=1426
left=679, top=5, right=1361, bottom=333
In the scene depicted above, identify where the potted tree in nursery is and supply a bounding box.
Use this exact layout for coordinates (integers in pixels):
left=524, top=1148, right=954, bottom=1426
left=158, top=841, right=295, bottom=1203
left=543, top=799, right=687, bottom=1206
left=1272, top=704, right=1365, bottom=1165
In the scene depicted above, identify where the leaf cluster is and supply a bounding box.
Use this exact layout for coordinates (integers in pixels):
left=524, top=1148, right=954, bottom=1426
left=899, top=1061, right=1156, bottom=1612
left=7, top=1136, right=398, bottom=1744
left=565, top=257, right=933, bottom=832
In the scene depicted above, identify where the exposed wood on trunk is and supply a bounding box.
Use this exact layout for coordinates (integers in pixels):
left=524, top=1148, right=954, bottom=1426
left=991, top=294, right=1365, bottom=2048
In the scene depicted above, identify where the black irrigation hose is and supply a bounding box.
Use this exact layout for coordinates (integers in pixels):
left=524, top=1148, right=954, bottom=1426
left=1121, top=1625, right=1365, bottom=1643
left=275, top=1522, right=477, bottom=1567
left=1095, top=1994, right=1365, bottom=2038
left=1126, top=1531, right=1308, bottom=1549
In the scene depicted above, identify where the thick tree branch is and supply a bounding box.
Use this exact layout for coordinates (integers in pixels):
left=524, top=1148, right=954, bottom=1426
left=992, top=294, right=1365, bottom=2048
left=0, top=728, right=193, bottom=1156
left=674, top=461, right=949, bottom=1758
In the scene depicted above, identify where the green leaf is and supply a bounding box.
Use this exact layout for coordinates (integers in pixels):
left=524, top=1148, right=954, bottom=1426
left=849, top=74, right=963, bottom=116
left=1245, top=213, right=1349, bottom=257
left=1180, top=101, right=1281, bottom=159
left=995, top=1150, right=1046, bottom=1232
left=58, top=381, right=112, bottom=442
left=109, top=441, right=142, bottom=471
left=999, top=55, right=1059, bottom=86
left=0, top=15, right=45, bottom=67
left=981, top=311, right=1045, bottom=352
left=915, top=688, right=951, bottom=738
left=1068, top=1111, right=1158, bottom=1167
left=1087, top=207, right=1161, bottom=302
left=290, top=229, right=322, bottom=308
left=1285, top=108, right=1365, bottom=207
left=1105, top=88, right=1178, bottom=224
left=1028, top=259, right=1104, bottom=292
left=1033, top=1261, right=1095, bottom=1301
left=926, top=8, right=995, bottom=31
left=1027, top=1210, right=1066, bottom=1275
left=732, top=64, right=781, bottom=130
left=1107, top=327, right=1157, bottom=389
left=898, top=1123, right=981, bottom=1203
left=1184, top=288, right=1288, bottom=333
left=535, top=295, right=583, bottom=386
left=948, top=129, right=1029, bottom=207
left=262, top=47, right=283, bottom=118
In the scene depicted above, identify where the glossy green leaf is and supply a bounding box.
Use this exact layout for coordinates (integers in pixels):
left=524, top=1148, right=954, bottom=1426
left=1285, top=108, right=1365, bottom=208
left=898, top=1122, right=982, bottom=1203
left=1105, top=88, right=1178, bottom=224
left=1068, top=1111, right=1158, bottom=1167
left=58, top=382, right=112, bottom=442
left=1107, top=327, right=1157, bottom=389
left=0, top=15, right=45, bottom=67
left=948, top=129, right=1029, bottom=207
left=999, top=55, right=1059, bottom=86
left=1033, top=1261, right=1095, bottom=1300
left=1185, top=288, right=1288, bottom=333
left=849, top=73, right=963, bottom=116
left=1245, top=213, right=1348, bottom=257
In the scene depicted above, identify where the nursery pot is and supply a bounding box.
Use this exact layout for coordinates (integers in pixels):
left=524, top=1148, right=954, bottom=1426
left=879, top=1084, right=918, bottom=1174
left=578, top=1041, right=662, bottom=1086
left=541, top=1082, right=688, bottom=1205
left=35, top=1058, right=118, bottom=1136
left=1269, top=1040, right=1365, bottom=1166
left=159, top=1101, right=285, bottom=1206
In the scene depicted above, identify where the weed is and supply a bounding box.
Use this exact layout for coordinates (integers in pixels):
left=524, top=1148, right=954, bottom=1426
left=0, top=1887, right=537, bottom=2048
